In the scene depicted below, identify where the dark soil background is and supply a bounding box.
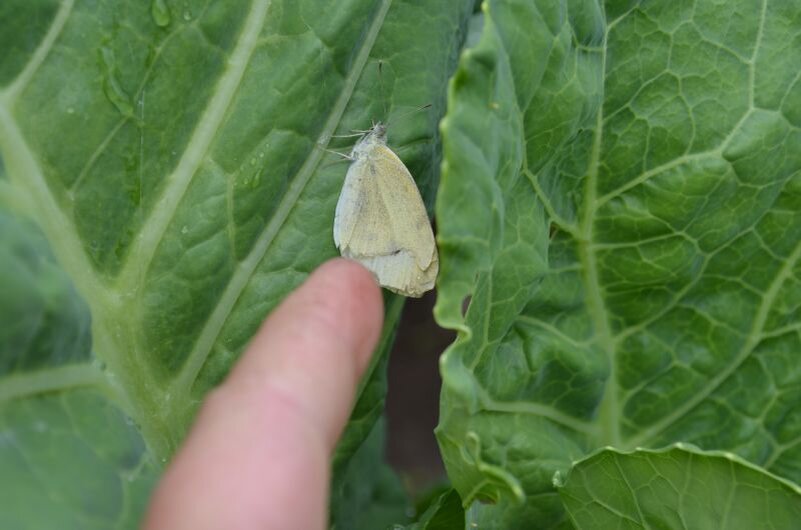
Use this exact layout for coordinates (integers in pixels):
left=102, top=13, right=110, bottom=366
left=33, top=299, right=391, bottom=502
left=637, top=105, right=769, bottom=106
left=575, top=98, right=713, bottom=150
left=385, top=291, right=454, bottom=493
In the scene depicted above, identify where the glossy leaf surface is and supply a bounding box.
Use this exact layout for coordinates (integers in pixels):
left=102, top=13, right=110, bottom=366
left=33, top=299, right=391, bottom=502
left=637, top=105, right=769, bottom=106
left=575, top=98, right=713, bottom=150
left=436, top=0, right=801, bottom=526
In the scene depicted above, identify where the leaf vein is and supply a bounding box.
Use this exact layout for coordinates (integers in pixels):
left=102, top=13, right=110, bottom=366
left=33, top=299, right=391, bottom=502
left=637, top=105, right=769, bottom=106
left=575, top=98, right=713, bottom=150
left=0, top=0, right=74, bottom=104
left=116, top=0, right=273, bottom=289
left=581, top=15, right=619, bottom=446
left=0, top=364, right=111, bottom=403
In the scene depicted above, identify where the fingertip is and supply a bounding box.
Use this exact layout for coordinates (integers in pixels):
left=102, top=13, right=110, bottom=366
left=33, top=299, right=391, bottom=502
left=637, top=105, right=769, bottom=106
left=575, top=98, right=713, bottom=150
left=238, top=257, right=384, bottom=389
left=312, top=258, right=382, bottom=309
left=305, top=258, right=384, bottom=367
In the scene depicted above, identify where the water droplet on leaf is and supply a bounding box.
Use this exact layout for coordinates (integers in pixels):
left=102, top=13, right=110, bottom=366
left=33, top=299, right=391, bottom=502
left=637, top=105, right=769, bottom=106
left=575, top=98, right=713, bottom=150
left=151, top=0, right=171, bottom=27
left=99, top=46, right=134, bottom=118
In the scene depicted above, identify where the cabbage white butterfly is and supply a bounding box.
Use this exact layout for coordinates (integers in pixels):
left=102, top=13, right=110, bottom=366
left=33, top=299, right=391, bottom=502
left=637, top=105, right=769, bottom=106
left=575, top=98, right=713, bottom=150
left=333, top=122, right=438, bottom=297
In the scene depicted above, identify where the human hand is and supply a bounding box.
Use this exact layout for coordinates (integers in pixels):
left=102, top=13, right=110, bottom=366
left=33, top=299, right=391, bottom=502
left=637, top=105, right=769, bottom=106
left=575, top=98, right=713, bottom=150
left=143, top=259, right=384, bottom=530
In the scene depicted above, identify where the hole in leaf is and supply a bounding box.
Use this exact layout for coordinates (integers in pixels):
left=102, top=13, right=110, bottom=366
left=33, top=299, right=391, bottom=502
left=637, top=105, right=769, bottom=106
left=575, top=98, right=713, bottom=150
left=461, top=295, right=472, bottom=317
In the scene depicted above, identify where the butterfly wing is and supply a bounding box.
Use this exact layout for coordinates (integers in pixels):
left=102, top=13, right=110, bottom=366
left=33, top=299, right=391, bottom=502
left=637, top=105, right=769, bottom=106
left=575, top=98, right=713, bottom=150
left=334, top=144, right=437, bottom=297
left=370, top=144, right=437, bottom=269
left=333, top=159, right=364, bottom=251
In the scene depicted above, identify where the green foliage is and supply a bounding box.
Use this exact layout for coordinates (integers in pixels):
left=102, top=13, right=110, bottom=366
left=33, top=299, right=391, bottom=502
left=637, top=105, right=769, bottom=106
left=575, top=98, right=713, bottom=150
left=436, top=0, right=801, bottom=527
left=557, top=445, right=801, bottom=529
left=0, top=1, right=472, bottom=528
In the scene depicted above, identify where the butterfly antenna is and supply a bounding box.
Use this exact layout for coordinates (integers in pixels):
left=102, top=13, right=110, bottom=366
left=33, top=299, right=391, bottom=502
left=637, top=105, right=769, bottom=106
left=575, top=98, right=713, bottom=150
left=378, top=61, right=389, bottom=121
left=386, top=103, right=433, bottom=128
left=313, top=142, right=353, bottom=160
left=331, top=131, right=369, bottom=138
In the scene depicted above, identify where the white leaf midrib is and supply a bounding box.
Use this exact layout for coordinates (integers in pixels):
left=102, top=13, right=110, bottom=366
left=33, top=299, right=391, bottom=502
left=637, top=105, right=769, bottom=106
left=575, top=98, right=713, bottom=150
left=0, top=0, right=74, bottom=105
left=0, top=107, right=105, bottom=303
left=116, top=0, right=274, bottom=290
left=579, top=18, right=619, bottom=447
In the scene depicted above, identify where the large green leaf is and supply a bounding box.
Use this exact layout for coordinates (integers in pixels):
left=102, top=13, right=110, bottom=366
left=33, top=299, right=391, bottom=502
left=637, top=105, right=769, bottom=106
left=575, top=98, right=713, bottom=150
left=0, top=210, right=159, bottom=529
left=0, top=0, right=473, bottom=527
left=436, top=0, right=801, bottom=527
left=557, top=445, right=801, bottom=529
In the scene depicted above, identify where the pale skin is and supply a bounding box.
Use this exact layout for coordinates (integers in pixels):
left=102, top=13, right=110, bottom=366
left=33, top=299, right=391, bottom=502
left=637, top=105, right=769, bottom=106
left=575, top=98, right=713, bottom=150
left=143, top=259, right=384, bottom=530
